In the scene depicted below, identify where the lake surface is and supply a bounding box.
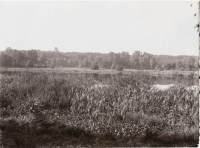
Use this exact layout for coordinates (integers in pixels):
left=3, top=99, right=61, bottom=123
left=0, top=71, right=198, bottom=86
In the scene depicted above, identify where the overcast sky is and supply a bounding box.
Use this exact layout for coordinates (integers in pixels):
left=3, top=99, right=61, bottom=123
left=0, top=1, right=199, bottom=56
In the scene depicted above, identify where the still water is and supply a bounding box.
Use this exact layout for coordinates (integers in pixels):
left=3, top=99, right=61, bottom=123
left=0, top=71, right=198, bottom=86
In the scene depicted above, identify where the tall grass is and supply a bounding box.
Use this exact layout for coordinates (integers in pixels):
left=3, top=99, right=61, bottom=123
left=0, top=71, right=198, bottom=147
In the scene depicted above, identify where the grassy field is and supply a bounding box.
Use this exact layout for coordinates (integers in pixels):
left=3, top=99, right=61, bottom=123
left=0, top=67, right=198, bottom=77
left=0, top=71, right=198, bottom=147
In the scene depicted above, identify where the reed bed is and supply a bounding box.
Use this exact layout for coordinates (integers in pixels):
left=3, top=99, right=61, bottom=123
left=0, top=71, right=198, bottom=147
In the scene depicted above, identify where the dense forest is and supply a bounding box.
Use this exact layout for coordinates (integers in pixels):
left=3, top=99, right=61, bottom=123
left=0, top=47, right=198, bottom=71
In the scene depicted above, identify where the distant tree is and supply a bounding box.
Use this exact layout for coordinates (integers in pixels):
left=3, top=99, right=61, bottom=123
left=61, top=58, right=68, bottom=67
left=165, top=63, right=172, bottom=70
left=111, top=64, right=116, bottom=70
left=139, top=56, right=146, bottom=69
left=4, top=48, right=26, bottom=67
left=26, top=60, right=34, bottom=68
left=132, top=51, right=141, bottom=57
left=50, top=58, right=56, bottom=69
left=0, top=52, right=5, bottom=67
left=26, top=50, right=38, bottom=64
left=131, top=56, right=140, bottom=69
left=185, top=57, right=195, bottom=71
left=78, top=60, right=83, bottom=68
left=89, top=54, right=95, bottom=63
left=5, top=47, right=12, bottom=51
left=68, top=59, right=72, bottom=67
left=179, top=67, right=185, bottom=71
left=170, top=62, right=176, bottom=70
left=176, top=61, right=183, bottom=70
left=194, top=60, right=199, bottom=69
left=72, top=58, right=78, bottom=67
left=155, top=64, right=161, bottom=70
left=94, top=56, right=102, bottom=65
left=54, top=47, right=60, bottom=57
left=108, top=52, right=114, bottom=63
left=119, top=52, right=130, bottom=68
left=142, top=52, right=151, bottom=69
left=107, top=61, right=112, bottom=69
left=82, top=58, right=89, bottom=67
left=161, top=62, right=166, bottom=70
left=150, top=56, right=157, bottom=69
left=38, top=53, right=47, bottom=66
left=54, top=47, right=59, bottom=52
left=0, top=52, right=12, bottom=67
left=115, top=65, right=124, bottom=71
left=113, top=53, right=120, bottom=65
left=102, top=62, right=107, bottom=69
left=90, top=62, right=99, bottom=70
left=0, top=48, right=198, bottom=71
left=56, top=57, right=61, bottom=67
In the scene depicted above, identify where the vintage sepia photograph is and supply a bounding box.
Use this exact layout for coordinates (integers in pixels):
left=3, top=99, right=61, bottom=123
left=0, top=1, right=199, bottom=147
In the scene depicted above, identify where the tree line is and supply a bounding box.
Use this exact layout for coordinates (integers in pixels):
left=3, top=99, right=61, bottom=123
left=0, top=47, right=198, bottom=71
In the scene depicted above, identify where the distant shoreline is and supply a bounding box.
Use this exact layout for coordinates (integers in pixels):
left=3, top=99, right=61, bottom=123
left=0, top=67, right=198, bottom=78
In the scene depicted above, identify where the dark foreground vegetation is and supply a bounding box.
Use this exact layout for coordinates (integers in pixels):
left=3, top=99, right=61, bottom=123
left=0, top=72, right=199, bottom=147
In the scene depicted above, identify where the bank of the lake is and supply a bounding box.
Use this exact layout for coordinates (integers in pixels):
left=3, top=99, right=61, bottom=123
left=0, top=67, right=198, bottom=78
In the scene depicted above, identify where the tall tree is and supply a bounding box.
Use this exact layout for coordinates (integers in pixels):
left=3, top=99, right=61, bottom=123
left=176, top=61, right=183, bottom=70
left=50, top=58, right=56, bottom=68
left=131, top=51, right=141, bottom=69
left=0, top=52, right=12, bottom=67
left=113, top=53, right=120, bottom=65
left=185, top=57, right=195, bottom=71
left=38, top=53, right=47, bottom=66
left=150, top=56, right=157, bottom=69
left=26, top=50, right=38, bottom=64
left=26, top=60, right=34, bottom=68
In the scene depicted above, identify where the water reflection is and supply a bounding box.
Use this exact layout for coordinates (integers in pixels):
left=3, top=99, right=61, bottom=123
left=155, top=75, right=197, bottom=86
left=0, top=71, right=198, bottom=86
left=90, top=73, right=99, bottom=81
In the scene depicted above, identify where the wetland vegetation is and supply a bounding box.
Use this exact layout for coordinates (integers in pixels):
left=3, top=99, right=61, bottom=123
left=0, top=71, right=198, bottom=147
